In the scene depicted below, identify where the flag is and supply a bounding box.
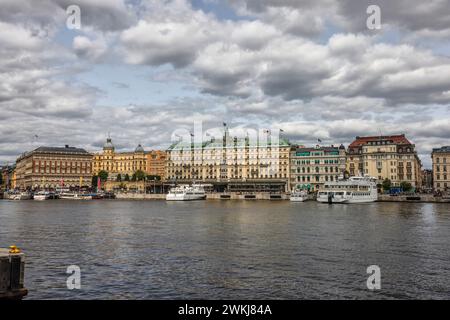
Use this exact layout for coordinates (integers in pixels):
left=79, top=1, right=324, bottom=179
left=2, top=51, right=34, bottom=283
left=280, top=129, right=284, bottom=132
left=318, top=138, right=322, bottom=143
left=223, top=122, right=227, bottom=127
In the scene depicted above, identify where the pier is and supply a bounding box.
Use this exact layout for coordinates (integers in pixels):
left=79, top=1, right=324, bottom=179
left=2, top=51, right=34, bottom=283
left=0, top=247, right=27, bottom=300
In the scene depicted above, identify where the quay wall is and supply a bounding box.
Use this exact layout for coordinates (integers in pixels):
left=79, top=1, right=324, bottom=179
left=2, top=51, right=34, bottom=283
left=378, top=194, right=450, bottom=203
left=113, top=193, right=450, bottom=203
left=114, top=193, right=289, bottom=200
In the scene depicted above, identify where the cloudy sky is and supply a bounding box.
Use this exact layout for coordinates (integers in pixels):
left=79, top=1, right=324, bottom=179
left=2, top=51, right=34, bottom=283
left=1, top=0, right=450, bottom=167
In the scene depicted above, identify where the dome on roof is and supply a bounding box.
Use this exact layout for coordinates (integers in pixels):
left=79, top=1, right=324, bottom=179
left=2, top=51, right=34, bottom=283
left=135, top=144, right=145, bottom=153
left=103, top=138, right=114, bottom=150
left=339, top=144, right=345, bottom=150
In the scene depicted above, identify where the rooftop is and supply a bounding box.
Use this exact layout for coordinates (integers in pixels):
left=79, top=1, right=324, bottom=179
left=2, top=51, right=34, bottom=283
left=17, top=145, right=91, bottom=161
left=349, top=134, right=412, bottom=148
left=294, top=145, right=344, bottom=153
left=432, top=146, right=450, bottom=153
left=167, top=137, right=291, bottom=151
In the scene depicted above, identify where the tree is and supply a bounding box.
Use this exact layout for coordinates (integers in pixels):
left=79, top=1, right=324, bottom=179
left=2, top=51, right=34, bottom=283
left=0, top=173, right=3, bottom=186
left=382, top=178, right=391, bottom=191
left=400, top=181, right=413, bottom=192
left=147, top=175, right=161, bottom=181
left=91, top=176, right=98, bottom=188
left=124, top=174, right=130, bottom=181
left=135, top=170, right=146, bottom=181
left=98, top=170, right=108, bottom=182
left=116, top=174, right=122, bottom=182
left=131, top=173, right=137, bottom=181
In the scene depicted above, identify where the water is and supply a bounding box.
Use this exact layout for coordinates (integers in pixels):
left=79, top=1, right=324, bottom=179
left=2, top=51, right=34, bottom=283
left=0, top=200, right=449, bottom=299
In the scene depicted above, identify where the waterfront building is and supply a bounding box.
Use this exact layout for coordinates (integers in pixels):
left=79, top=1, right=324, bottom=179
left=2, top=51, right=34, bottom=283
left=166, top=130, right=291, bottom=193
left=146, top=150, right=167, bottom=180
left=290, top=145, right=347, bottom=191
left=432, top=146, right=450, bottom=192
left=92, top=138, right=147, bottom=180
left=14, top=146, right=93, bottom=190
left=346, top=134, right=422, bottom=188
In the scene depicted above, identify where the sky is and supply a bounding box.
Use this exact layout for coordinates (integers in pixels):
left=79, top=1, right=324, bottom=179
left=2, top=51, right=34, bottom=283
left=1, top=0, right=450, bottom=168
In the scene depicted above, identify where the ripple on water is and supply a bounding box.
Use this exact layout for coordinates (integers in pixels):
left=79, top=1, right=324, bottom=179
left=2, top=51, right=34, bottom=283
left=0, top=200, right=449, bottom=299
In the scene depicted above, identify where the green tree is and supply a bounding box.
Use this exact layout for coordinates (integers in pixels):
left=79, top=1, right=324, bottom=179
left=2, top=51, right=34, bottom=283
left=0, top=173, right=3, bottom=186
left=91, top=175, right=98, bottom=188
left=382, top=178, right=391, bottom=191
left=135, top=170, right=146, bottom=181
left=98, top=170, right=109, bottom=182
left=124, top=174, right=130, bottom=181
left=400, top=181, right=412, bottom=192
left=131, top=173, right=137, bottom=181
left=116, top=174, right=122, bottom=182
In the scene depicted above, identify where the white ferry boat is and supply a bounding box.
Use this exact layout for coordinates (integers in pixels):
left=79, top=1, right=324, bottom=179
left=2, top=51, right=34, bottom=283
left=166, top=185, right=207, bottom=201
left=33, top=191, right=57, bottom=201
left=290, top=190, right=312, bottom=202
left=317, top=176, right=378, bottom=204
left=59, top=192, right=92, bottom=200
left=9, top=191, right=33, bottom=200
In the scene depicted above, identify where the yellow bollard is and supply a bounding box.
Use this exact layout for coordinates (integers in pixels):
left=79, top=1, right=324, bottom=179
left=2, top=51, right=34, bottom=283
left=9, top=245, right=21, bottom=254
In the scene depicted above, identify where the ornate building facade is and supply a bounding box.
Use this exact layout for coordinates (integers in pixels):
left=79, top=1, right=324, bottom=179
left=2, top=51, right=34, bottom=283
left=14, top=146, right=93, bottom=190
left=290, top=145, right=347, bottom=191
left=346, top=134, right=422, bottom=188
left=166, top=130, right=291, bottom=192
left=93, top=138, right=146, bottom=180
left=432, top=146, right=450, bottom=192
left=93, top=137, right=164, bottom=181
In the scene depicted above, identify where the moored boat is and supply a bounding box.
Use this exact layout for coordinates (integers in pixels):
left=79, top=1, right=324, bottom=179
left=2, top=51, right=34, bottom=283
left=59, top=192, right=92, bottom=200
left=166, top=185, right=206, bottom=201
left=317, top=176, right=378, bottom=204
left=33, top=191, right=58, bottom=200
left=10, top=191, right=33, bottom=200
left=290, top=190, right=313, bottom=202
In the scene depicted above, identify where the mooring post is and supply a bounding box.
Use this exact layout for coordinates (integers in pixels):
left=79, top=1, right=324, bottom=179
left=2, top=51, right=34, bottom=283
left=0, top=246, right=28, bottom=300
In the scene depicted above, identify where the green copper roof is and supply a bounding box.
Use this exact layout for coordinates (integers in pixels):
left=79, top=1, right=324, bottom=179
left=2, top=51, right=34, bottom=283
left=167, top=137, right=291, bottom=151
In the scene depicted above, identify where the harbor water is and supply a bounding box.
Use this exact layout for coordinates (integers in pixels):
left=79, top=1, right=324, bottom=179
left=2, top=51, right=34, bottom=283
left=0, top=200, right=449, bottom=299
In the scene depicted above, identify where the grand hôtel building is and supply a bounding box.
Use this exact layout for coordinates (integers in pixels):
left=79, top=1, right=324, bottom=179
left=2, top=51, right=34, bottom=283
left=92, top=137, right=166, bottom=180
left=165, top=130, right=291, bottom=192
left=346, top=134, right=422, bottom=188
left=14, top=145, right=93, bottom=190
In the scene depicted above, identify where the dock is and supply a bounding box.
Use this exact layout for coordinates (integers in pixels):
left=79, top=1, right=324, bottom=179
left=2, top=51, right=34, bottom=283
left=0, top=247, right=28, bottom=300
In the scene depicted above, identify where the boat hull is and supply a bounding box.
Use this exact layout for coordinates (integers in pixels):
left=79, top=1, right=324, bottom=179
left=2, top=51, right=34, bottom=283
left=59, top=193, right=92, bottom=200
left=317, top=196, right=377, bottom=203
left=166, top=194, right=206, bottom=201
left=290, top=196, right=308, bottom=202
left=33, top=195, right=50, bottom=201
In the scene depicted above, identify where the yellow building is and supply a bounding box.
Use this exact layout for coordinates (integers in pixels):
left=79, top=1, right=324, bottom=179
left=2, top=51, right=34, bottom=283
left=93, top=138, right=146, bottom=180
left=14, top=146, right=93, bottom=190
left=346, top=134, right=422, bottom=188
left=432, top=146, right=450, bottom=192
left=290, top=145, right=347, bottom=191
left=0, top=165, right=15, bottom=191
left=166, top=130, right=291, bottom=192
